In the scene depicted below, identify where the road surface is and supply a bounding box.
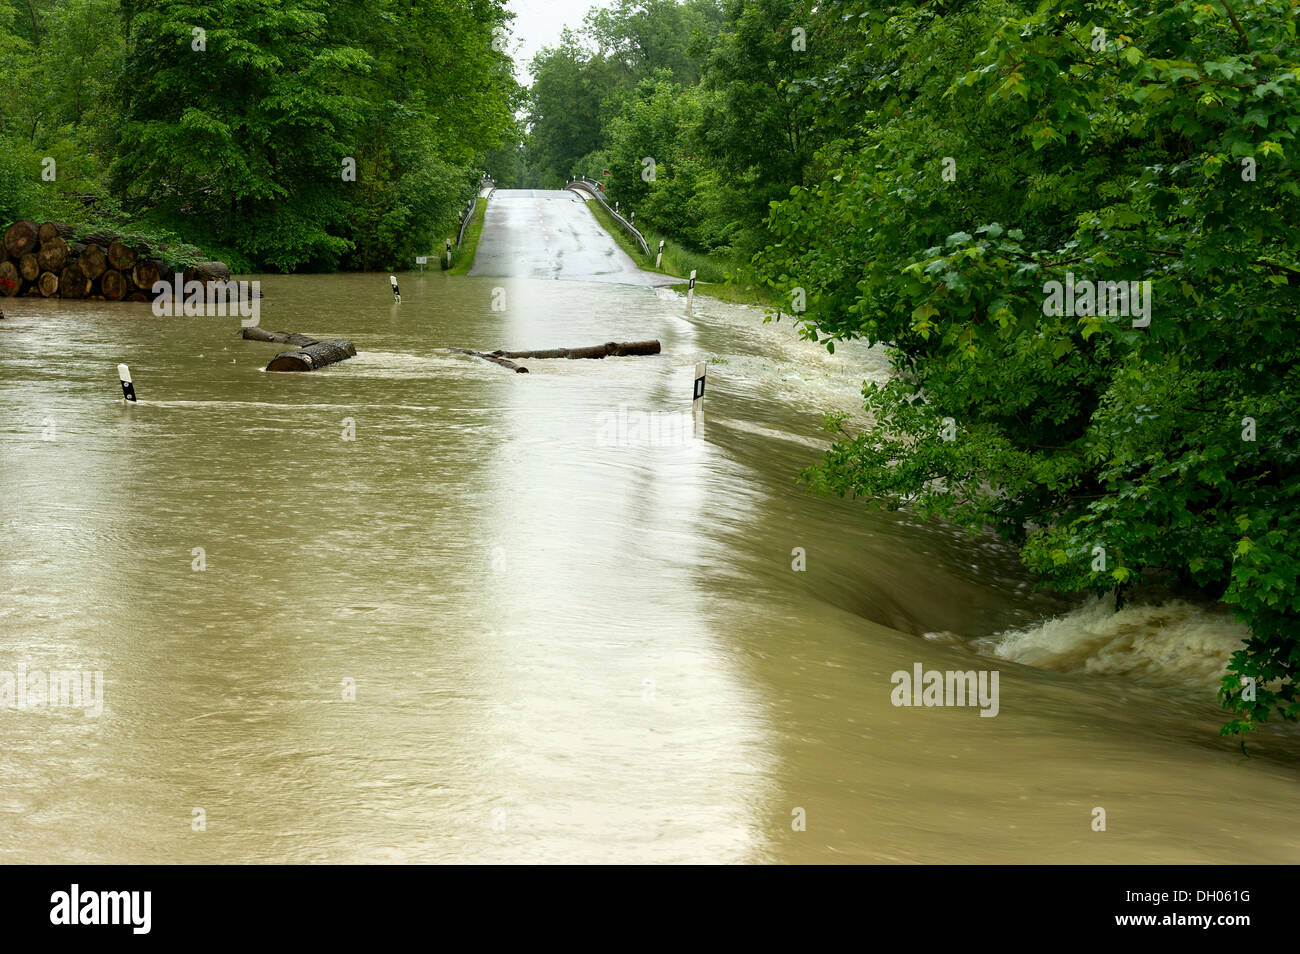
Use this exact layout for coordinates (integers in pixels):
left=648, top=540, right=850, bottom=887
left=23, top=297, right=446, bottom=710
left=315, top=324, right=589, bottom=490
left=469, top=188, right=675, bottom=286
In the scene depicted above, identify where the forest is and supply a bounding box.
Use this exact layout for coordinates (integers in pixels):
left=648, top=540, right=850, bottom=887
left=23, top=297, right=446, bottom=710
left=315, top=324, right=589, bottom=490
left=0, top=0, right=518, bottom=271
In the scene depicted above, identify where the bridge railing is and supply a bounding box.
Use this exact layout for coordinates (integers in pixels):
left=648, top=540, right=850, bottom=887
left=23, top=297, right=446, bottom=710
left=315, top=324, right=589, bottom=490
left=566, top=176, right=650, bottom=256
left=457, top=177, right=494, bottom=247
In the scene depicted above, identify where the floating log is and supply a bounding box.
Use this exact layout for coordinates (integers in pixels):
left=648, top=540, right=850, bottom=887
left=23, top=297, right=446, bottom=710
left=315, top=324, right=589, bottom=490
left=38, top=271, right=59, bottom=297
left=265, top=339, right=357, bottom=372
left=498, top=340, right=661, bottom=360
left=240, top=327, right=319, bottom=347
left=3, top=220, right=38, bottom=258
left=0, top=261, right=20, bottom=297
left=37, top=236, right=68, bottom=272
left=18, top=252, right=39, bottom=281
left=453, top=348, right=529, bottom=373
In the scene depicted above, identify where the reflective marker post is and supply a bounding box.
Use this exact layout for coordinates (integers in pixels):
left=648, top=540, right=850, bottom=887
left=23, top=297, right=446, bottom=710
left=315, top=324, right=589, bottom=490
left=692, top=361, right=706, bottom=415
left=390, top=275, right=401, bottom=303
left=656, top=240, right=664, bottom=270
left=445, top=239, right=452, bottom=269
left=118, top=364, right=137, bottom=403
left=687, top=269, right=697, bottom=309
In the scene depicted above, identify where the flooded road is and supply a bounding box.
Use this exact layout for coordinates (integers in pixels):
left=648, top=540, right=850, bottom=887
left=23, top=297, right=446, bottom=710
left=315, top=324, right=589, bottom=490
left=1, top=195, right=1297, bottom=863
left=470, top=188, right=672, bottom=285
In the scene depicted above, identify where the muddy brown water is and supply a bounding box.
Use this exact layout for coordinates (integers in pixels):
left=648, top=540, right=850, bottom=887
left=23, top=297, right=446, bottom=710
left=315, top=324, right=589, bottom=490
left=1, top=197, right=1296, bottom=863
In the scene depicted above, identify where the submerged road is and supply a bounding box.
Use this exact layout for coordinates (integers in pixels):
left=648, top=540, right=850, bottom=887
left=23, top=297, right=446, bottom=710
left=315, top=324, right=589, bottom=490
left=469, top=188, right=676, bottom=286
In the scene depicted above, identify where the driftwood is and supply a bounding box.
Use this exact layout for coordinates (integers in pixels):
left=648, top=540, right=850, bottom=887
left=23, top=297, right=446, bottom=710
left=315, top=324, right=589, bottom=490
left=240, top=327, right=319, bottom=347
left=453, top=348, right=529, bottom=373
left=452, top=340, right=660, bottom=373
left=499, top=340, right=660, bottom=360
left=265, top=339, right=357, bottom=372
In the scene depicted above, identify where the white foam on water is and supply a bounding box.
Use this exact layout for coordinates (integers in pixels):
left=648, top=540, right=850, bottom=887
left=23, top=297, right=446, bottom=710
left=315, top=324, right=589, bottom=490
left=981, top=596, right=1249, bottom=687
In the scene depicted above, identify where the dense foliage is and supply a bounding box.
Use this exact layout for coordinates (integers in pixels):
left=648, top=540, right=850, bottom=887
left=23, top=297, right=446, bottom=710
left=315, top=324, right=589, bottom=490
left=0, top=0, right=517, bottom=270
left=756, top=0, right=1299, bottom=737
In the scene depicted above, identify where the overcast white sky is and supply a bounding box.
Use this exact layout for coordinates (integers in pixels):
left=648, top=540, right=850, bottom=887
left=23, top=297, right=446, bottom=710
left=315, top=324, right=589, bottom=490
left=506, top=0, right=603, bottom=85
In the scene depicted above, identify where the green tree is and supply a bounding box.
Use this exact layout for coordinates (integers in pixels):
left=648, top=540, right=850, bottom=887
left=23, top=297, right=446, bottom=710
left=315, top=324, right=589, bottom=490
left=760, top=0, right=1300, bottom=737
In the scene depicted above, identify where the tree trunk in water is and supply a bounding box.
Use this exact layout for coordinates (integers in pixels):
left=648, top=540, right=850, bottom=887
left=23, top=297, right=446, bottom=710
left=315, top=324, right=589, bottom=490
left=107, top=240, right=137, bottom=270
left=38, top=271, right=59, bottom=297
left=498, top=340, right=661, bottom=359
left=132, top=260, right=162, bottom=293
left=18, top=253, right=39, bottom=281
left=265, top=339, right=358, bottom=372
left=59, top=264, right=89, bottom=299
left=3, top=220, right=38, bottom=258
left=453, top=348, right=529, bottom=373
left=101, top=269, right=128, bottom=301
left=0, top=261, right=21, bottom=297
left=80, top=243, right=108, bottom=281
left=240, top=328, right=319, bottom=347
left=37, top=236, right=68, bottom=272
left=125, top=291, right=149, bottom=303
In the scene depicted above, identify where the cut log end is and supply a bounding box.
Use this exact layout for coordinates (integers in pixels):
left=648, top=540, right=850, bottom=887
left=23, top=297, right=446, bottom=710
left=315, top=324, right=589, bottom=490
left=265, top=339, right=357, bottom=372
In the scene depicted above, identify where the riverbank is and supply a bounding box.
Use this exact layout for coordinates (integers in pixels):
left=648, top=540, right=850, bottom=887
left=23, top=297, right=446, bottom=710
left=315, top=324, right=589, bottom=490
left=583, top=197, right=773, bottom=307
left=443, top=197, right=488, bottom=276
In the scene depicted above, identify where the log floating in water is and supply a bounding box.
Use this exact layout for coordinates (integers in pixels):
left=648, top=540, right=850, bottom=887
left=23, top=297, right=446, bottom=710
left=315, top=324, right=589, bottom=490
left=265, top=339, right=357, bottom=372
left=240, top=327, right=319, bottom=347
left=452, top=340, right=660, bottom=373
left=453, top=348, right=529, bottom=373
left=498, top=340, right=661, bottom=360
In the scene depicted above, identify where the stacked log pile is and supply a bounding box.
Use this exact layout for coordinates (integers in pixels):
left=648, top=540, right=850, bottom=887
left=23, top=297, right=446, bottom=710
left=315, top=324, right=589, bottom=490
left=1, top=219, right=229, bottom=303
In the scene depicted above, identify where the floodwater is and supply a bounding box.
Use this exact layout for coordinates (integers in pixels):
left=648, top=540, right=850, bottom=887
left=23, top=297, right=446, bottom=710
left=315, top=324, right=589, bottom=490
left=0, top=192, right=1296, bottom=864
